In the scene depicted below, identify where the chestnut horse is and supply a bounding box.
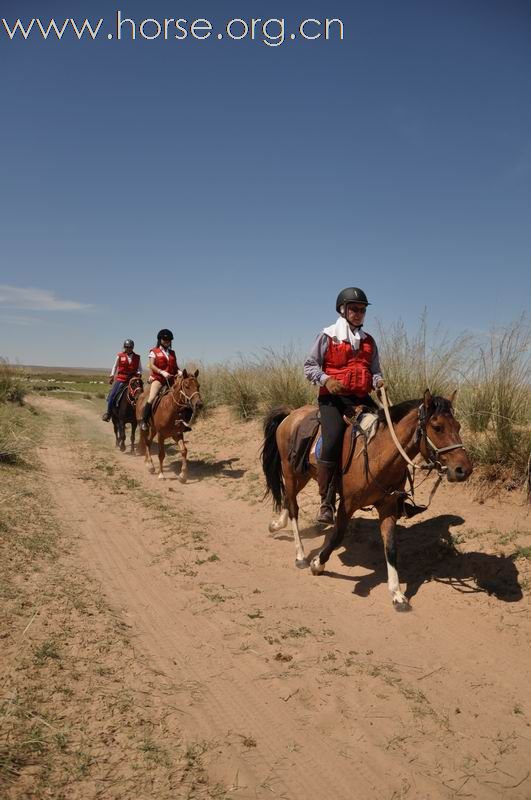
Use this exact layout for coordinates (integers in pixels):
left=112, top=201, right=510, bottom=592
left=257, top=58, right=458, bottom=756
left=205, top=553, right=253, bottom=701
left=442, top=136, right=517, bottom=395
left=261, top=390, right=473, bottom=610
left=111, top=376, right=143, bottom=453
left=136, top=370, right=203, bottom=482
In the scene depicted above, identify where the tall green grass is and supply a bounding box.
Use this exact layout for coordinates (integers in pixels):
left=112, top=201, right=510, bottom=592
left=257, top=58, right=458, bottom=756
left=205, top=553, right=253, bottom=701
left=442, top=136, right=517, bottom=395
left=0, top=359, right=26, bottom=405
left=459, top=316, right=531, bottom=476
left=376, top=313, right=470, bottom=403
left=198, top=349, right=315, bottom=420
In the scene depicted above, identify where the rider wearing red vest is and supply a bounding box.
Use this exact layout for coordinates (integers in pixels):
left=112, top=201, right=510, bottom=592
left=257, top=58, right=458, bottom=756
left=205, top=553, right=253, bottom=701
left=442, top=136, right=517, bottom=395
left=102, top=339, right=143, bottom=421
left=304, top=288, right=385, bottom=524
left=140, top=329, right=189, bottom=431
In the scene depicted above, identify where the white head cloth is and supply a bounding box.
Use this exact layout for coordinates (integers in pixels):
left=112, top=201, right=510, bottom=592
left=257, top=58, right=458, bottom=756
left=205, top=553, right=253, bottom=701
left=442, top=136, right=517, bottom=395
left=322, top=317, right=366, bottom=351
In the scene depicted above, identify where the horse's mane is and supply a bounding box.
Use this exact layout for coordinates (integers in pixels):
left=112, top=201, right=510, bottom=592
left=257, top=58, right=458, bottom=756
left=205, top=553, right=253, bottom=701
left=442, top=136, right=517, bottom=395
left=377, top=396, right=452, bottom=426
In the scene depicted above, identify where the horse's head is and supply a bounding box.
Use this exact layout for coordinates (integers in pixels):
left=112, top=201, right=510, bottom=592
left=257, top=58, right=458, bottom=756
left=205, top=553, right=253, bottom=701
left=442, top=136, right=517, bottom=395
left=128, top=376, right=144, bottom=404
left=419, top=390, right=473, bottom=482
left=174, top=369, right=203, bottom=417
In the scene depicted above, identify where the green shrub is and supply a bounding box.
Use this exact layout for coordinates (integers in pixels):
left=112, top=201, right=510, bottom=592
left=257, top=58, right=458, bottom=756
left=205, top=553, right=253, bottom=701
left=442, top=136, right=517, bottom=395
left=0, top=359, right=26, bottom=405
left=254, top=347, right=316, bottom=411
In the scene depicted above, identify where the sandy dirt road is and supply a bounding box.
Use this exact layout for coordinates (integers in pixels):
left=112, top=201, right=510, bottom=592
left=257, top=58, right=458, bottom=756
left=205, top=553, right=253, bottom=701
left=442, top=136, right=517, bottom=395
left=33, top=395, right=531, bottom=799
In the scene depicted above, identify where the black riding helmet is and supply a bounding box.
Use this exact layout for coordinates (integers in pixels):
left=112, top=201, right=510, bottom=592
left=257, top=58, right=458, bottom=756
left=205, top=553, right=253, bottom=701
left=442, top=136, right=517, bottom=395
left=336, top=287, right=371, bottom=314
left=123, top=339, right=134, bottom=348
left=157, top=329, right=174, bottom=345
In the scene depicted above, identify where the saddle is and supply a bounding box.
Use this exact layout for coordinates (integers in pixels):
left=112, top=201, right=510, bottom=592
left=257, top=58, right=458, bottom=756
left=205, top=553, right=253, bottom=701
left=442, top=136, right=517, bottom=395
left=113, top=383, right=128, bottom=408
left=288, top=406, right=379, bottom=475
left=151, top=384, right=170, bottom=414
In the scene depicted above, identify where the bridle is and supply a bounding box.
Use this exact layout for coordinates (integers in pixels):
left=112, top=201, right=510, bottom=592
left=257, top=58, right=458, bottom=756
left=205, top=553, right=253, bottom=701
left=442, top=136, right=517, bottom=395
left=416, top=403, right=466, bottom=474
left=380, top=386, right=466, bottom=475
left=127, top=377, right=143, bottom=407
left=169, top=376, right=201, bottom=411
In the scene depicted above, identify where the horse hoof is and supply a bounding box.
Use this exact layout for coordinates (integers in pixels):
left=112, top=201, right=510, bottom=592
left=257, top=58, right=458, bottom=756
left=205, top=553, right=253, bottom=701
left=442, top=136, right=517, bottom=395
left=269, top=521, right=280, bottom=533
left=310, top=556, right=325, bottom=575
left=295, top=558, right=308, bottom=569
left=178, top=474, right=187, bottom=484
left=393, top=599, right=411, bottom=613
left=120, top=445, right=126, bottom=452
left=158, top=472, right=165, bottom=480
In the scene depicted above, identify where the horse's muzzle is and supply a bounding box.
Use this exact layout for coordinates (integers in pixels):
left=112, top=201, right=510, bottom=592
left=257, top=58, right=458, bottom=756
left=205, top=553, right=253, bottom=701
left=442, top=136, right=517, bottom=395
left=446, top=462, right=473, bottom=482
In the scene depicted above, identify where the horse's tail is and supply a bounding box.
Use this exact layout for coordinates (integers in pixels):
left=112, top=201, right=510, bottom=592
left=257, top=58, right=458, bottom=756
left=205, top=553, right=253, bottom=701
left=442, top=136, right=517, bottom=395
left=261, top=406, right=290, bottom=512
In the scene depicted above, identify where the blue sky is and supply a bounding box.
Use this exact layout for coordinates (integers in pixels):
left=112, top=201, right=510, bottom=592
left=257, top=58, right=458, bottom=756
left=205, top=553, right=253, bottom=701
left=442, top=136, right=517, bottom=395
left=1, top=1, right=530, bottom=368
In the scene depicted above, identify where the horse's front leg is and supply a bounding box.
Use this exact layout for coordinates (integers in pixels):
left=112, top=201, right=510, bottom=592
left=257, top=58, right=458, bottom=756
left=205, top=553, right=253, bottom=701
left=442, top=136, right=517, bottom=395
left=118, top=419, right=126, bottom=452
left=174, top=435, right=187, bottom=483
left=130, top=421, right=137, bottom=454
left=112, top=418, right=120, bottom=448
left=377, top=499, right=409, bottom=611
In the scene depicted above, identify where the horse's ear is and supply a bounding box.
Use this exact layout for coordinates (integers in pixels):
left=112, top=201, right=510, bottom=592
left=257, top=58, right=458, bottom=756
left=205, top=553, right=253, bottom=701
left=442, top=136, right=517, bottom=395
left=194, top=369, right=199, bottom=378
left=182, top=369, right=188, bottom=378
left=423, top=389, right=432, bottom=409
left=448, top=389, right=458, bottom=405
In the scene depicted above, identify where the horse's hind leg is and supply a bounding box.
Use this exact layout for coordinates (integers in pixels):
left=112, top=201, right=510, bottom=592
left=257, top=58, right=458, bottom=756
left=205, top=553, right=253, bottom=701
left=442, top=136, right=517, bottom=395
left=144, top=432, right=156, bottom=472
left=284, top=466, right=309, bottom=569
left=157, top=435, right=166, bottom=479
left=377, top=500, right=409, bottom=611
left=268, top=508, right=289, bottom=533
left=130, top=422, right=137, bottom=454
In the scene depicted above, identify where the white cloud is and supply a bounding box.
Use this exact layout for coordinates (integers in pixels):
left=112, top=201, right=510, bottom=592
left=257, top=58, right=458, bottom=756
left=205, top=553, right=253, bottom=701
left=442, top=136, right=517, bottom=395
left=0, top=285, right=90, bottom=311
left=0, top=314, right=35, bottom=326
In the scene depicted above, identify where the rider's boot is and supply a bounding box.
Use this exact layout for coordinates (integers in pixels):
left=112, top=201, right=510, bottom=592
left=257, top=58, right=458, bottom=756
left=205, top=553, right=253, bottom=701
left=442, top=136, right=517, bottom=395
left=316, top=461, right=337, bottom=524
left=101, top=411, right=111, bottom=422
left=140, top=401, right=152, bottom=431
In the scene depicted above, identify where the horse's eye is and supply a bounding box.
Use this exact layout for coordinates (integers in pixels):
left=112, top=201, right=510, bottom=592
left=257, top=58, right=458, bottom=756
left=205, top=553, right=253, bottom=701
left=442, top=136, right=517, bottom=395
left=432, top=424, right=443, bottom=434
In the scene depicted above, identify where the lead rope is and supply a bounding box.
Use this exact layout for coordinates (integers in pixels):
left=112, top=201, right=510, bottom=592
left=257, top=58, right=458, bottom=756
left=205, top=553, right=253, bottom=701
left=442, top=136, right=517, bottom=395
left=379, top=386, right=443, bottom=514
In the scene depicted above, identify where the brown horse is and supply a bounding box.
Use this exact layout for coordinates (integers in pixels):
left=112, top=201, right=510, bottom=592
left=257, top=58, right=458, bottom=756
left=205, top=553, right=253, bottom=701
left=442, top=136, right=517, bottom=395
left=111, top=376, right=143, bottom=453
left=136, top=370, right=203, bottom=482
left=261, top=390, right=473, bottom=610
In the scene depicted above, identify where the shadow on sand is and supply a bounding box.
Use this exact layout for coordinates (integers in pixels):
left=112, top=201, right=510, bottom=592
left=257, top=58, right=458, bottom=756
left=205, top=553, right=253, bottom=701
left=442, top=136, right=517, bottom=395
left=305, top=514, right=523, bottom=604
left=167, top=456, right=245, bottom=481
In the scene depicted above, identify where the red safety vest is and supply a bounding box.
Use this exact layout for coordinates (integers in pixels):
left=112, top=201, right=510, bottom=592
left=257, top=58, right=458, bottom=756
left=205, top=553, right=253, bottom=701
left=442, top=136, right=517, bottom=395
left=319, top=334, right=375, bottom=397
left=150, top=347, right=178, bottom=383
left=115, top=352, right=141, bottom=382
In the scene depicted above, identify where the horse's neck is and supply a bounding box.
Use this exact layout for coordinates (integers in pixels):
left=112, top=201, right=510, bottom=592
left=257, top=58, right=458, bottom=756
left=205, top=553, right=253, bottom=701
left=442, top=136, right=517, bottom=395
left=379, top=408, right=420, bottom=459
